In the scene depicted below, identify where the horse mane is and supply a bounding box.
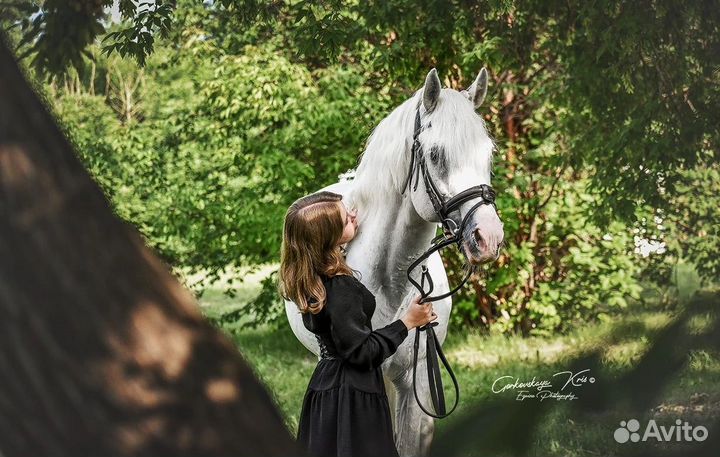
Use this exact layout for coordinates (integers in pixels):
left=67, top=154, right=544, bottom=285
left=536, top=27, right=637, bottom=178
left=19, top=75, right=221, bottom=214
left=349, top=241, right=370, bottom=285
left=349, top=88, right=495, bottom=220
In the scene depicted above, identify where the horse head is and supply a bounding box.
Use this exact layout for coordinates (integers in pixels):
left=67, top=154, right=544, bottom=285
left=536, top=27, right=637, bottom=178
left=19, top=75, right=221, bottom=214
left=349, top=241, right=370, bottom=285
left=404, top=68, right=504, bottom=265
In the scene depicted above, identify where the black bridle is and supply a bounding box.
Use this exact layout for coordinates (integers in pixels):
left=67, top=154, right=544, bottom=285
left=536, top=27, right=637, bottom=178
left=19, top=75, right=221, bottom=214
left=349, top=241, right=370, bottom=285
left=402, top=104, right=497, bottom=418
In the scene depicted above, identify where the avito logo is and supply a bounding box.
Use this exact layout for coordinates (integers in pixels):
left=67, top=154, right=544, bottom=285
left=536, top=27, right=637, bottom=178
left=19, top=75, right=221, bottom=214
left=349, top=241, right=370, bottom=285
left=614, top=418, right=708, bottom=443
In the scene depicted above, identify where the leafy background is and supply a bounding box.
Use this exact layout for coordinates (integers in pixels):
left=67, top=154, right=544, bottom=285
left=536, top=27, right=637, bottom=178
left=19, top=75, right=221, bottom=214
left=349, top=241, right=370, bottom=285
left=2, top=1, right=719, bottom=455
left=3, top=0, right=716, bottom=335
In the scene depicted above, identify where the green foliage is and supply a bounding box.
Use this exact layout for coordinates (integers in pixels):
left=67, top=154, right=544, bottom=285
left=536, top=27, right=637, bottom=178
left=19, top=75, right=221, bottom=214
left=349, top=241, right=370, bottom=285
left=102, top=1, right=173, bottom=65
left=642, top=156, right=720, bottom=285
left=151, top=44, right=392, bottom=278
left=214, top=0, right=720, bottom=261
left=212, top=269, right=290, bottom=331
left=7, top=0, right=109, bottom=75
left=2, top=0, right=175, bottom=75
left=541, top=0, right=720, bottom=226
left=28, top=0, right=718, bottom=335
left=671, top=163, right=720, bottom=282
left=49, top=38, right=393, bottom=291
left=52, top=92, right=123, bottom=195
left=447, top=170, right=644, bottom=336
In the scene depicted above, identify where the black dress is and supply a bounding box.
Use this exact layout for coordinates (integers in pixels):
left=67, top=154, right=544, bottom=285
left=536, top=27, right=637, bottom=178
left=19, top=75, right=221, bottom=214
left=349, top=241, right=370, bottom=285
left=297, top=274, right=409, bottom=457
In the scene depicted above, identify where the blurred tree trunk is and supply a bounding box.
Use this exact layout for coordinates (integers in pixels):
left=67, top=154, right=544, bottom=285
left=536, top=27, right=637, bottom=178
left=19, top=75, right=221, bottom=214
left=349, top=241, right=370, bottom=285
left=0, top=35, right=302, bottom=457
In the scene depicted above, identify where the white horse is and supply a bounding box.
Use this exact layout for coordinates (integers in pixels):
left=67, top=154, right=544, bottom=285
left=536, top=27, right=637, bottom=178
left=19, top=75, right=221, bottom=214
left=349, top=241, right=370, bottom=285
left=285, top=68, right=504, bottom=457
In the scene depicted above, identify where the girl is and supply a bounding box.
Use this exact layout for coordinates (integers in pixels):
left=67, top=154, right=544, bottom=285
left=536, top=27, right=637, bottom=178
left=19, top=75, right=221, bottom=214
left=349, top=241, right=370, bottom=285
left=279, top=190, right=436, bottom=457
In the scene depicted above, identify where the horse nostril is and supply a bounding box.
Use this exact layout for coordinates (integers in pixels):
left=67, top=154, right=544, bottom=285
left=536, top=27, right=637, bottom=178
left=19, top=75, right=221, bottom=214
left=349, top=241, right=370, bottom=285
left=473, top=229, right=487, bottom=252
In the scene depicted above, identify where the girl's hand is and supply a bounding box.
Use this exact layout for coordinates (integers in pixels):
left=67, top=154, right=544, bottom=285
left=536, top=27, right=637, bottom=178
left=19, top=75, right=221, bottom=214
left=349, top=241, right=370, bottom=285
left=401, top=294, right=437, bottom=330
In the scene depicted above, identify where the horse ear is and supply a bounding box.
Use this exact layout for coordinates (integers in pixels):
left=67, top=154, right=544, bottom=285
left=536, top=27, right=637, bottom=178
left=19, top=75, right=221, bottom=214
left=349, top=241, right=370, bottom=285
left=465, top=67, right=488, bottom=109
left=422, top=68, right=441, bottom=113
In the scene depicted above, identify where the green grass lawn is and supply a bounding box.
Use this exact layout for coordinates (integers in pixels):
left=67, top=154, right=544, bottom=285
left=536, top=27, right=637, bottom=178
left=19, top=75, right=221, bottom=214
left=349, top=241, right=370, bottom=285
left=198, top=266, right=718, bottom=456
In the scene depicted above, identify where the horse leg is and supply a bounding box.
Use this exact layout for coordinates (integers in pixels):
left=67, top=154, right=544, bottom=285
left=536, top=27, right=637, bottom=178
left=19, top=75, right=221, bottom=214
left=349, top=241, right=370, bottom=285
left=391, top=360, right=435, bottom=457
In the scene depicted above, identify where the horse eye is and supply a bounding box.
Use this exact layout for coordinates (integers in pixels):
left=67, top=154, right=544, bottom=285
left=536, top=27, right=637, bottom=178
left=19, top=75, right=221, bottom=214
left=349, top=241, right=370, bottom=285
left=429, top=148, right=440, bottom=163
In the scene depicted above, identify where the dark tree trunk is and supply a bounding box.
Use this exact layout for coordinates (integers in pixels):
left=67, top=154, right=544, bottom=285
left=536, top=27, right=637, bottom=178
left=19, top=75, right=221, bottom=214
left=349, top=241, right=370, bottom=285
left=0, top=35, right=302, bottom=457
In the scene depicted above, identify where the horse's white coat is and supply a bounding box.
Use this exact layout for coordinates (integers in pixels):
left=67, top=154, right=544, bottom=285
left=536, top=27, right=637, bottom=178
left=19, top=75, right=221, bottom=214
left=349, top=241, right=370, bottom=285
left=285, top=74, right=500, bottom=457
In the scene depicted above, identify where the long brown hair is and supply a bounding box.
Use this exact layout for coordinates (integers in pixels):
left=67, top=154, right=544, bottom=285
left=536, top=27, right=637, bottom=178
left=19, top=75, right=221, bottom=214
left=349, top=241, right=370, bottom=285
left=279, top=191, right=355, bottom=314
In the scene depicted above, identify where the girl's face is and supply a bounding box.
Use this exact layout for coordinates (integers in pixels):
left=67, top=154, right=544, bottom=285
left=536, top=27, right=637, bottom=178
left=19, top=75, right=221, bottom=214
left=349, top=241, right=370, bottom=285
left=337, top=202, right=358, bottom=245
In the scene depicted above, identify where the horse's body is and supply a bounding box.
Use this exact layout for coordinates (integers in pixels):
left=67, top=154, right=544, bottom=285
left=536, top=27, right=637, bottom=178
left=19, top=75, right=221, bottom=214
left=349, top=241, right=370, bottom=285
left=285, top=69, right=504, bottom=457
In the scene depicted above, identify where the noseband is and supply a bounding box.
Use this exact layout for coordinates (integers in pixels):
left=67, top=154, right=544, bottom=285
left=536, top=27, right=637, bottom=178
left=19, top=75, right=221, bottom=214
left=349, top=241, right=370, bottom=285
left=402, top=104, right=497, bottom=418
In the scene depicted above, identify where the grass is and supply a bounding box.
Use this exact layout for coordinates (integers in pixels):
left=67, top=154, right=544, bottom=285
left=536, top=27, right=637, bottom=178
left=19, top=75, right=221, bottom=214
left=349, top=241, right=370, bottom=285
left=198, top=265, right=719, bottom=456
left=184, top=264, right=277, bottom=321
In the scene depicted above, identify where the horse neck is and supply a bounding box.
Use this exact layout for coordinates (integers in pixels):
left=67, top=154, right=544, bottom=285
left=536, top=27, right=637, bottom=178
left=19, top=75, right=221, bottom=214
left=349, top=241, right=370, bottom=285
left=345, top=190, right=437, bottom=321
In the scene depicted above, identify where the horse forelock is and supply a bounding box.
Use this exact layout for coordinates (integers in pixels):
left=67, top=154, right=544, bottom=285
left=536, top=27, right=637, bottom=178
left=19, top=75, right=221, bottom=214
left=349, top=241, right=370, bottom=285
left=421, top=89, right=495, bottom=184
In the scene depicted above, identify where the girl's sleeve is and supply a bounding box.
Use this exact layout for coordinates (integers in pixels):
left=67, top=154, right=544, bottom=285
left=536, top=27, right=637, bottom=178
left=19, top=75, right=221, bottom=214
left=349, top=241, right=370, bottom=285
left=327, top=276, right=409, bottom=371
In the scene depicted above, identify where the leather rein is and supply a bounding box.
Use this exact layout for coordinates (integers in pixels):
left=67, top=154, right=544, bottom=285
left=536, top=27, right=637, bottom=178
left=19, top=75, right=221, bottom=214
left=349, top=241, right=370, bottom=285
left=402, top=105, right=496, bottom=418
